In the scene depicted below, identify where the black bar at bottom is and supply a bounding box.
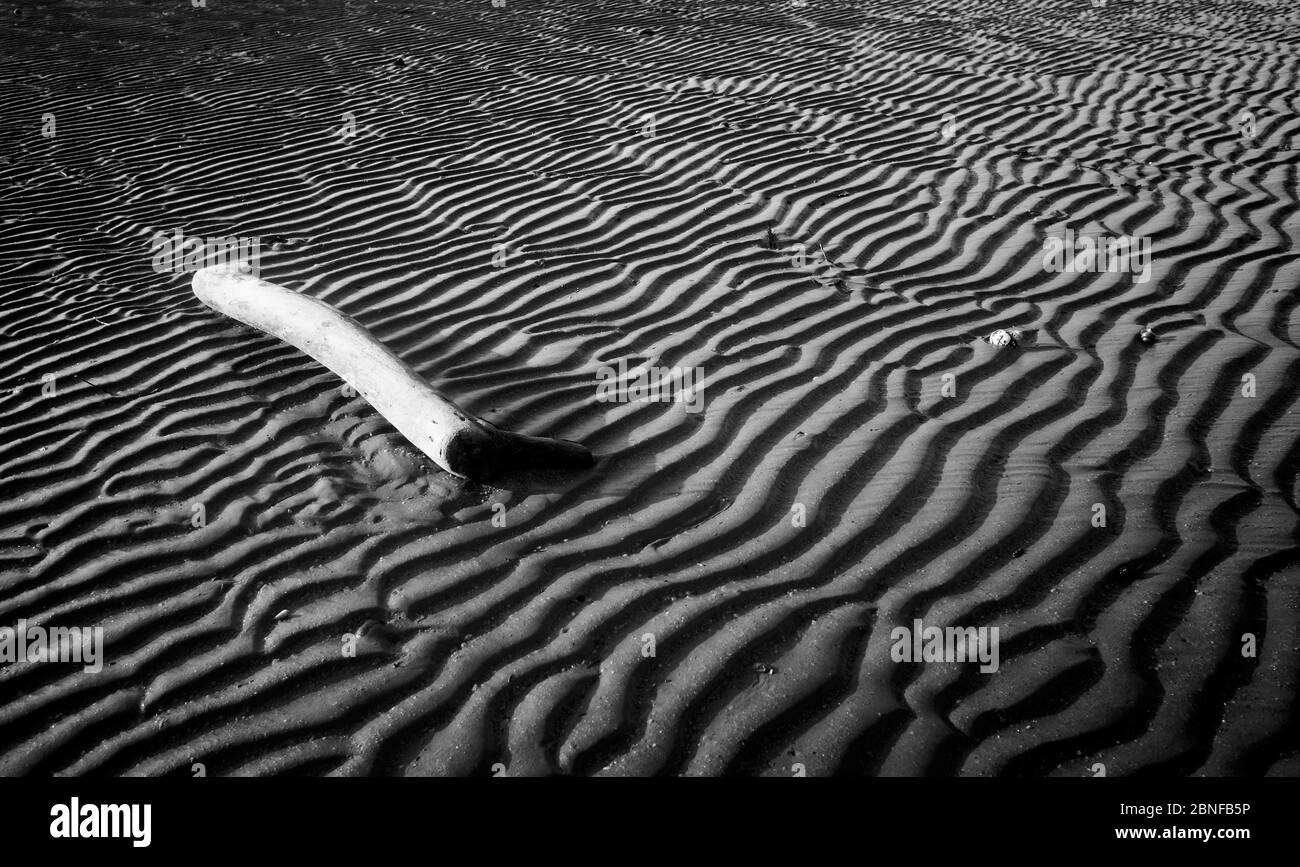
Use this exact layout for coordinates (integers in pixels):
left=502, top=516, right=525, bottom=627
left=1, top=778, right=1285, bottom=856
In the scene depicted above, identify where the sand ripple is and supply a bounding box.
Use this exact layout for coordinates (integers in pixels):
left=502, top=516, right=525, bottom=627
left=1, top=0, right=1298, bottom=776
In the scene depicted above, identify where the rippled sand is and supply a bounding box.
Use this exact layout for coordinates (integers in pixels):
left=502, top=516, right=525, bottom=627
left=1, top=0, right=1298, bottom=776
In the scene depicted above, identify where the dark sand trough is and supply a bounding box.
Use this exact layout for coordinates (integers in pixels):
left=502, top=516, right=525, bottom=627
left=1, top=0, right=1298, bottom=775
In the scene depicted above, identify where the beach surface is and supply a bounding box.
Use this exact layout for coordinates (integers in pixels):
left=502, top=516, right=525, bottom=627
left=1, top=0, right=1299, bottom=775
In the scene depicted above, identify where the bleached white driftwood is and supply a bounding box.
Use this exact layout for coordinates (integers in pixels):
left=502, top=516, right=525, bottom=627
left=192, top=264, right=593, bottom=481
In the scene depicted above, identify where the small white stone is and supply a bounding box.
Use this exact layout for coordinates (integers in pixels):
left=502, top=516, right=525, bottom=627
left=987, top=329, right=1017, bottom=347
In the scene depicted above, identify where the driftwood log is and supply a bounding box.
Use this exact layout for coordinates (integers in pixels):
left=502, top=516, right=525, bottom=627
left=192, top=264, right=593, bottom=481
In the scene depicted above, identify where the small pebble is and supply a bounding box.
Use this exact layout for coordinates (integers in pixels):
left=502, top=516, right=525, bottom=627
left=986, top=328, right=1021, bottom=347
